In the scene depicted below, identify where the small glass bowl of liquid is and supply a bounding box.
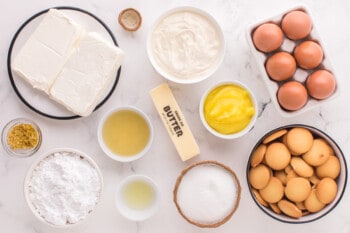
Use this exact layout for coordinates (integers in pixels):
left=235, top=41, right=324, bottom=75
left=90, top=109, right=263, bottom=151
left=115, top=175, right=160, bottom=221
left=97, top=106, right=154, bottom=162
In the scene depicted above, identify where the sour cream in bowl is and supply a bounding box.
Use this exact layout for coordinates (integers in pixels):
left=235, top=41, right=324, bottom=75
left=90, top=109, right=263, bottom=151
left=147, top=7, right=225, bottom=84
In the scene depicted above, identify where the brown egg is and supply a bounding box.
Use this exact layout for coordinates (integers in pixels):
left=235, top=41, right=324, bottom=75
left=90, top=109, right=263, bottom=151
left=277, top=81, right=308, bottom=111
left=306, top=70, right=336, bottom=100
left=265, top=142, right=291, bottom=170
left=281, top=10, right=312, bottom=40
left=253, top=23, right=284, bottom=53
left=294, top=41, right=323, bottom=69
left=266, top=52, right=296, bottom=81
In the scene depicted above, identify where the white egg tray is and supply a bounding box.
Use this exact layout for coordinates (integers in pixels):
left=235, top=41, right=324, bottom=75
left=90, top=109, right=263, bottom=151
left=246, top=5, right=339, bottom=117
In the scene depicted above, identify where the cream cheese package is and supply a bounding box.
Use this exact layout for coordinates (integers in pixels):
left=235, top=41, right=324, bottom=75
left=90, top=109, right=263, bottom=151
left=12, top=9, right=125, bottom=117
left=50, top=32, right=124, bottom=116
left=12, top=9, right=85, bottom=93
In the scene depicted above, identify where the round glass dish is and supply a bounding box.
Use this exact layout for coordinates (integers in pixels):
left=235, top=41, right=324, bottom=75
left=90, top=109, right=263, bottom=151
left=1, top=118, right=42, bottom=157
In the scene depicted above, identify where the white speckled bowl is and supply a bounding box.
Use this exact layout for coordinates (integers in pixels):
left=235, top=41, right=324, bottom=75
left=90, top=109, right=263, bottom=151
left=24, top=148, right=104, bottom=228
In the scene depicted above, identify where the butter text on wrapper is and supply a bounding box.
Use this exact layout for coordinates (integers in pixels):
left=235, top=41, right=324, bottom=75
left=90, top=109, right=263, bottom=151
left=163, top=105, right=183, bottom=137
left=150, top=83, right=199, bottom=161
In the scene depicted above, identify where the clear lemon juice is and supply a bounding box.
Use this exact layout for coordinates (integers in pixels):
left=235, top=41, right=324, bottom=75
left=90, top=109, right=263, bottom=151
left=102, top=110, right=150, bottom=156
left=122, top=180, right=155, bottom=210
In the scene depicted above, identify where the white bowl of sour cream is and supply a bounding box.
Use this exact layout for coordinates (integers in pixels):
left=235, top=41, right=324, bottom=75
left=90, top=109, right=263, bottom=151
left=147, top=7, right=225, bottom=84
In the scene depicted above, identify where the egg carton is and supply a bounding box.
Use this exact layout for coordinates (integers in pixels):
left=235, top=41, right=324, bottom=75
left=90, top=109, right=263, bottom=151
left=246, top=5, right=339, bottom=117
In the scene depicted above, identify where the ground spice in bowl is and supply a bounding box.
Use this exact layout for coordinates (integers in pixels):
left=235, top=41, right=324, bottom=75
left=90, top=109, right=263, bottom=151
left=1, top=118, right=42, bottom=157
left=7, top=123, right=39, bottom=149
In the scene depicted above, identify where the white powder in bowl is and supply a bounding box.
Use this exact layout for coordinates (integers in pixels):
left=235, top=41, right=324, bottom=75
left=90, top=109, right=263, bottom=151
left=27, top=151, right=102, bottom=226
left=175, top=163, right=240, bottom=225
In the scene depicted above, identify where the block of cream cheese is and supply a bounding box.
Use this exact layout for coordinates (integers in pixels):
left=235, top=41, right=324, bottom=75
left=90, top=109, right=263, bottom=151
left=150, top=83, right=200, bottom=161
left=49, top=32, right=125, bottom=117
left=12, top=9, right=85, bottom=93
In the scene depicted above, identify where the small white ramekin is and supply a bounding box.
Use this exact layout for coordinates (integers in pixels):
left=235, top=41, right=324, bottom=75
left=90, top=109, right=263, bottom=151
left=199, top=80, right=258, bottom=139
left=97, top=106, right=154, bottom=162
left=115, top=174, right=160, bottom=221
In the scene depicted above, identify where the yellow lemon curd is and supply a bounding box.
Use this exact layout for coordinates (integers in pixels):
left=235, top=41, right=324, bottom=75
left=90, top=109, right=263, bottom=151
left=204, top=84, right=255, bottom=134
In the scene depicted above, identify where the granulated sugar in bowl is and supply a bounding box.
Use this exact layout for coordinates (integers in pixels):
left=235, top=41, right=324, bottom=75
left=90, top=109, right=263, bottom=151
left=24, top=148, right=103, bottom=227
left=173, top=161, right=241, bottom=228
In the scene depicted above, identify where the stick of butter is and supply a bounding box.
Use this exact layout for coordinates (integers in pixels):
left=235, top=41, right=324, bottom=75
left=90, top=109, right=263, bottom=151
left=150, top=83, right=200, bottom=161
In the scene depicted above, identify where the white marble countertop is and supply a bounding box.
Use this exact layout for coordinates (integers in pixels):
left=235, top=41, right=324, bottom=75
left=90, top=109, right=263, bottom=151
left=1, top=0, right=350, bottom=232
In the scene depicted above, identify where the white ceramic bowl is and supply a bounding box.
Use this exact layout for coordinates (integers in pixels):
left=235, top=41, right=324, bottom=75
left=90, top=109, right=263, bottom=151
left=24, top=148, right=104, bottom=228
left=247, top=124, right=347, bottom=223
left=199, top=80, right=258, bottom=139
left=115, top=174, right=160, bottom=221
left=147, top=6, right=225, bottom=84
left=97, top=106, right=154, bottom=162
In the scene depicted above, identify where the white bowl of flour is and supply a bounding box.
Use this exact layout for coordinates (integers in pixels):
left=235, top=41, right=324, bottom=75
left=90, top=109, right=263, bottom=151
left=24, top=148, right=103, bottom=227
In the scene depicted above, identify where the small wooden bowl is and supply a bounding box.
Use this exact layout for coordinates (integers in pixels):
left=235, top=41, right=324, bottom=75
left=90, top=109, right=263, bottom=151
left=118, top=8, right=142, bottom=31
left=173, top=160, right=241, bottom=228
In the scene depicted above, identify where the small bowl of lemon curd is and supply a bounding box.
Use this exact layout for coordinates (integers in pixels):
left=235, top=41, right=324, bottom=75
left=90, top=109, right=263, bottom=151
left=115, top=175, right=160, bottom=221
left=199, top=80, right=258, bottom=139
left=98, top=106, right=153, bottom=162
